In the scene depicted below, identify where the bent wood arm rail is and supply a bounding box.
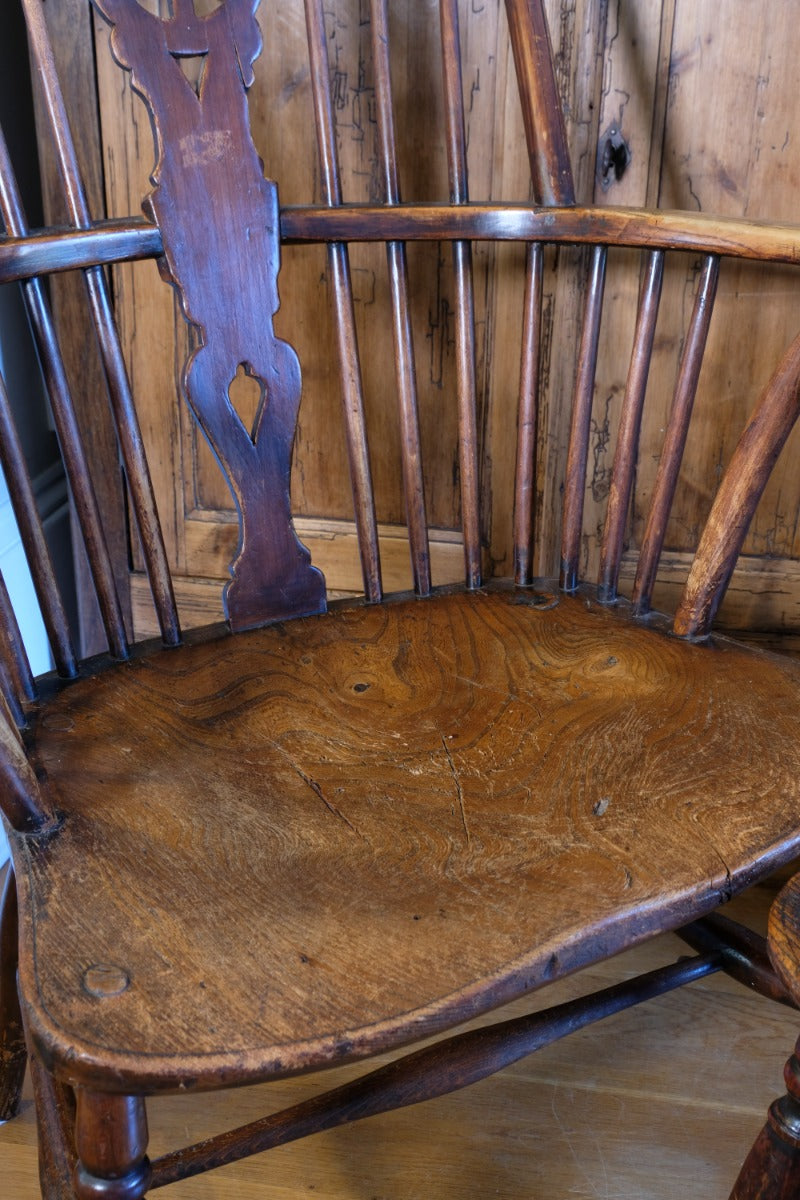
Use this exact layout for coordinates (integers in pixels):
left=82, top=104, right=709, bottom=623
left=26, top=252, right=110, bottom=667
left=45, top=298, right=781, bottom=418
left=675, top=329, right=800, bottom=638
left=6, top=205, right=800, bottom=283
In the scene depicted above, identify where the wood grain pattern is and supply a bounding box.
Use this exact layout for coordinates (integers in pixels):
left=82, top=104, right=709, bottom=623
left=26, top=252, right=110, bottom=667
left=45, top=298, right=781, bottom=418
left=15, top=587, right=800, bottom=1092
left=3, top=875, right=800, bottom=1200
left=148, top=952, right=721, bottom=1185
left=7, top=4, right=800, bottom=1194
left=74, top=1, right=800, bottom=632
left=12, top=204, right=800, bottom=284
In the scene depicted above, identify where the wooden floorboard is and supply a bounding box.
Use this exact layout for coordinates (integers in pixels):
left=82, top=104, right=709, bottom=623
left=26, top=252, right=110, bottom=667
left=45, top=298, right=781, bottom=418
left=1, top=870, right=798, bottom=1197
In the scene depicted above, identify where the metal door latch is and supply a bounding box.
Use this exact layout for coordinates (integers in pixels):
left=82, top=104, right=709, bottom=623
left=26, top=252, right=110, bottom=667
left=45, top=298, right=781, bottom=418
left=598, top=124, right=632, bottom=190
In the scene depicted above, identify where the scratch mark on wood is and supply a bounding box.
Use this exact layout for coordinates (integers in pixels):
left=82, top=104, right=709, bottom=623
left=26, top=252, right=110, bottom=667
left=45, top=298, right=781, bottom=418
left=441, top=734, right=471, bottom=847
left=293, top=762, right=361, bottom=836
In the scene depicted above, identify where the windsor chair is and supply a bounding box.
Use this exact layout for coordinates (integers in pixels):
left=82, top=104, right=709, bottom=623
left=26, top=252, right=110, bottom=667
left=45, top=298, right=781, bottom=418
left=3, top=0, right=800, bottom=1196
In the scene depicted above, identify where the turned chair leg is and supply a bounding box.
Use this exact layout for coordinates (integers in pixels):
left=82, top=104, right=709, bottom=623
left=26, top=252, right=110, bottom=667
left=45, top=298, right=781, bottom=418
left=730, top=1037, right=800, bottom=1198
left=0, top=863, right=27, bottom=1121
left=74, top=1090, right=151, bottom=1200
left=29, top=1053, right=77, bottom=1200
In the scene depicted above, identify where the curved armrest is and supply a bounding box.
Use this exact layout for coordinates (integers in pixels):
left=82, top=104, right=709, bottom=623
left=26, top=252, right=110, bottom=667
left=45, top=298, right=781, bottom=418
left=674, top=330, right=800, bottom=638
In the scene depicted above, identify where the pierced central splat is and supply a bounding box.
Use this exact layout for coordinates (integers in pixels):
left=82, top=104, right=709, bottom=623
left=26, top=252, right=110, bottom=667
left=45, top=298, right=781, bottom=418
left=173, top=52, right=208, bottom=98
left=134, top=1, right=223, bottom=19
left=228, top=362, right=266, bottom=445
left=93, top=0, right=325, bottom=629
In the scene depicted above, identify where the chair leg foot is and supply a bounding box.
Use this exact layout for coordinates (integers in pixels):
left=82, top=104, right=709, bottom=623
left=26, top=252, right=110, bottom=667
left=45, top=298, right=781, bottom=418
left=0, top=864, right=26, bottom=1121
left=74, top=1091, right=151, bottom=1199
left=730, top=1042, right=800, bottom=1199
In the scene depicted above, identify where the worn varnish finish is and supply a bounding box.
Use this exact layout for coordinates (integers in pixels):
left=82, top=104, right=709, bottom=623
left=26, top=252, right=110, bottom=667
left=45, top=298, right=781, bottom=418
left=19, top=588, right=800, bottom=1090
left=2, top=875, right=799, bottom=1199
left=93, top=0, right=324, bottom=630
left=3, top=0, right=800, bottom=1196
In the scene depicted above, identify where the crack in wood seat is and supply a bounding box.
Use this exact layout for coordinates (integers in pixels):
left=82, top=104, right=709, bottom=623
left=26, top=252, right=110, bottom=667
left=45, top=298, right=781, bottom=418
left=18, top=586, right=800, bottom=1091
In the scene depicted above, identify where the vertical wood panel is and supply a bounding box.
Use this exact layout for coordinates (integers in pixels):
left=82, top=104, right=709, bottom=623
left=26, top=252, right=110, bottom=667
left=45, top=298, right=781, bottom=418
left=84, top=0, right=800, bottom=635
left=655, top=3, right=800, bottom=568
left=575, top=2, right=800, bottom=602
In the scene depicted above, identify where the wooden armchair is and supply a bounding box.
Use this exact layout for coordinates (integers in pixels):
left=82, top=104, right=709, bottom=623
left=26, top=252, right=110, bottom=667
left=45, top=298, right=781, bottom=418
left=4, top=0, right=800, bottom=1195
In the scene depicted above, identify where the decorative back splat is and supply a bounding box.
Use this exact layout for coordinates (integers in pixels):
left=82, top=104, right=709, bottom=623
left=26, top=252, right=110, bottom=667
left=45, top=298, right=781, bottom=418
left=93, top=0, right=326, bottom=630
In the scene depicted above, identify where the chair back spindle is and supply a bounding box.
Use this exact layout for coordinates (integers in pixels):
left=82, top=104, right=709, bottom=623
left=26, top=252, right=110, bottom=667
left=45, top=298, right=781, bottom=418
left=598, top=248, right=665, bottom=602
left=22, top=0, right=180, bottom=648
left=304, top=0, right=382, bottom=603
left=504, top=0, right=576, bottom=207
left=560, top=245, right=608, bottom=592
left=0, top=122, right=129, bottom=663
left=369, top=0, right=431, bottom=597
left=0, top=692, right=50, bottom=831
left=506, top=0, right=576, bottom=586
left=513, top=242, right=544, bottom=586
left=633, top=254, right=720, bottom=615
left=0, top=369, right=76, bottom=678
left=440, top=0, right=481, bottom=589
left=0, top=570, right=35, bottom=723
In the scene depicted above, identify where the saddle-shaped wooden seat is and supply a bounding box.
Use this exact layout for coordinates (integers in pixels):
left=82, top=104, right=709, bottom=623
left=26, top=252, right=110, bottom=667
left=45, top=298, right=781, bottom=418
left=4, top=0, right=800, bottom=1196
left=18, top=585, right=800, bottom=1099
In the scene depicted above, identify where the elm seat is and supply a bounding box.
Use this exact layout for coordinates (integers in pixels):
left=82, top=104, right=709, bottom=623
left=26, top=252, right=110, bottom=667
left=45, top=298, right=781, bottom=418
left=4, top=0, right=800, bottom=1196
left=18, top=587, right=800, bottom=1090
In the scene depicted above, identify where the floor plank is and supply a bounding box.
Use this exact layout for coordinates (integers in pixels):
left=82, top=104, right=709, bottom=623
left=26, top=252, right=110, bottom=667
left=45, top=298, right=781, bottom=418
left=1, top=871, right=798, bottom=1197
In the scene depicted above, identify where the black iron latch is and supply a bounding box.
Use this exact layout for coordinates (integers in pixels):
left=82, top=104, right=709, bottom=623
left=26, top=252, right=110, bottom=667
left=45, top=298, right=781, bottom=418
left=598, top=123, right=632, bottom=190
